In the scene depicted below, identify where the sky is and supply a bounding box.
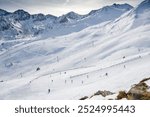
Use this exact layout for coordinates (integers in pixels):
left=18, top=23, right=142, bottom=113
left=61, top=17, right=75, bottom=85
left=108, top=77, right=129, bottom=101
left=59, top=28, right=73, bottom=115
left=0, top=0, right=143, bottom=16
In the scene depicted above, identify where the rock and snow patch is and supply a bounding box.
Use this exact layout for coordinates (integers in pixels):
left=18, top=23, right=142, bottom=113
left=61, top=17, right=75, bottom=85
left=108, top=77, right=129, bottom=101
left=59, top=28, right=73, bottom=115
left=117, top=78, right=150, bottom=100
left=81, top=78, right=150, bottom=100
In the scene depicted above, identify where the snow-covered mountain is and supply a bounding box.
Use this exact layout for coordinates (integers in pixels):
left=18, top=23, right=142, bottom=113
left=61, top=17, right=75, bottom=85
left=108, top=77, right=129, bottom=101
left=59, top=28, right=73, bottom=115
left=0, top=0, right=150, bottom=100
left=135, top=0, right=150, bottom=14
left=56, top=12, right=84, bottom=23
left=0, top=3, right=132, bottom=40
left=0, top=9, right=10, bottom=16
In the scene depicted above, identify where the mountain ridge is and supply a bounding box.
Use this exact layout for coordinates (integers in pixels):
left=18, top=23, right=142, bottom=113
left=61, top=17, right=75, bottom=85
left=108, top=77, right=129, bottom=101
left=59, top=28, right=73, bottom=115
left=0, top=3, right=133, bottom=40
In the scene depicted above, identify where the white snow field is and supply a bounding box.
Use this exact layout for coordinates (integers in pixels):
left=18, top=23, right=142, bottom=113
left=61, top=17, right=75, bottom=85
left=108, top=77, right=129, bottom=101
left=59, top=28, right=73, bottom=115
left=0, top=0, right=150, bottom=99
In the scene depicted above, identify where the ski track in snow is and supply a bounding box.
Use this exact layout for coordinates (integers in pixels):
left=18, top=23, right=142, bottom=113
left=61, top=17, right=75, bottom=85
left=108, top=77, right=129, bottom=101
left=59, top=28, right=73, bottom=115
left=0, top=0, right=150, bottom=99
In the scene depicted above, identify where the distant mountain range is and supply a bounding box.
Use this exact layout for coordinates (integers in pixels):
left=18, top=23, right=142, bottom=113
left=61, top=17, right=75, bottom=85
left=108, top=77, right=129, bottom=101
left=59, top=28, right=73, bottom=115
left=0, top=3, right=133, bottom=40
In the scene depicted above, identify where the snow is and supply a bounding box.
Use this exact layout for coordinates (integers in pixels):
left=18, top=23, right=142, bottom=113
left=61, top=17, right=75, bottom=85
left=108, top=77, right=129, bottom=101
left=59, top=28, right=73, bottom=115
left=145, top=80, right=150, bottom=92
left=0, top=3, right=132, bottom=40
left=0, top=0, right=150, bottom=100
left=89, top=94, right=118, bottom=100
left=135, top=0, right=150, bottom=14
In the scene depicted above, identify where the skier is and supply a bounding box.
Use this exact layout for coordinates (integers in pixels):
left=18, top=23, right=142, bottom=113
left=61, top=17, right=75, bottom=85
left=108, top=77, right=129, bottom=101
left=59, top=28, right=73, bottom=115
left=36, top=67, right=40, bottom=71
left=48, top=89, right=50, bottom=94
left=105, top=73, right=108, bottom=76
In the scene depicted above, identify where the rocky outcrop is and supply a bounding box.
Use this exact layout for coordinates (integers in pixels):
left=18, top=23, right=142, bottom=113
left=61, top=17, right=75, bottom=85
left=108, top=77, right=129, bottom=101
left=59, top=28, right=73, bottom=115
left=13, top=10, right=31, bottom=21
left=79, top=90, right=115, bottom=100
left=117, top=78, right=150, bottom=100
left=90, top=90, right=114, bottom=98
left=79, top=78, right=150, bottom=100
left=117, top=91, right=128, bottom=99
left=79, top=96, right=88, bottom=100
left=0, top=17, right=10, bottom=31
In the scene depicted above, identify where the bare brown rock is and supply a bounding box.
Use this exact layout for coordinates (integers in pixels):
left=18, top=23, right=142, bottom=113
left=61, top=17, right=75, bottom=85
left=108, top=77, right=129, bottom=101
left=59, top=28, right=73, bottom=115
left=117, top=77, right=150, bottom=100
left=90, top=90, right=114, bottom=98
left=117, top=91, right=127, bottom=100
left=127, top=78, right=150, bottom=100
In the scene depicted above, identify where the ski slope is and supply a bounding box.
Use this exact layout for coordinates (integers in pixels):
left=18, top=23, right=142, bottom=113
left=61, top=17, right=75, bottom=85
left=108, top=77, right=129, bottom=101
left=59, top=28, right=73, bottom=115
left=0, top=0, right=150, bottom=100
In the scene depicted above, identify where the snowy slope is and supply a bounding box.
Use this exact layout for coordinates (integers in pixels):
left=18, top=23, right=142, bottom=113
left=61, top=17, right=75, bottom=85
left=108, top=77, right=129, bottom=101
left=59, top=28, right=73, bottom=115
left=0, top=0, right=150, bottom=100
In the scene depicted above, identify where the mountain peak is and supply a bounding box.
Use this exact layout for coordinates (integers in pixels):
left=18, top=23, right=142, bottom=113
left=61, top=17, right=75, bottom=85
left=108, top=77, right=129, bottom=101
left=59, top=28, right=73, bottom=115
left=13, top=9, right=30, bottom=21
left=13, top=9, right=29, bottom=14
left=0, top=9, right=10, bottom=16
left=46, top=14, right=57, bottom=19
left=89, top=3, right=133, bottom=15
left=65, top=11, right=82, bottom=19
left=111, top=3, right=133, bottom=10
left=66, top=11, right=77, bottom=15
left=31, top=13, right=46, bottom=21
left=135, top=0, right=150, bottom=14
left=57, top=11, right=83, bottom=23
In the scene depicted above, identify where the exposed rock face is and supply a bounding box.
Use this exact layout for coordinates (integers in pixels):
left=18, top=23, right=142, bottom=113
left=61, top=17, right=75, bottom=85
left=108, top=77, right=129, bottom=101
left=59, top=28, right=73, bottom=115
left=0, top=9, right=10, bottom=16
left=117, top=91, right=127, bottom=100
left=13, top=10, right=30, bottom=21
left=78, top=90, right=115, bottom=100
left=0, top=18, right=10, bottom=31
left=32, top=14, right=46, bottom=21
left=79, top=78, right=150, bottom=100
left=127, top=78, right=150, bottom=100
left=117, top=78, right=150, bottom=100
left=91, top=90, right=114, bottom=98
